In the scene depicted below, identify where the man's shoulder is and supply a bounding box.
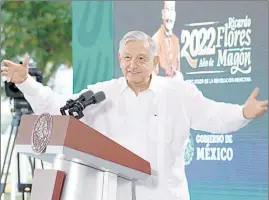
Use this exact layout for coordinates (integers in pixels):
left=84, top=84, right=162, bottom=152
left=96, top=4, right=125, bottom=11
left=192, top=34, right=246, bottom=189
left=154, top=75, right=199, bottom=94
left=154, top=75, right=184, bottom=91
left=85, top=77, right=125, bottom=93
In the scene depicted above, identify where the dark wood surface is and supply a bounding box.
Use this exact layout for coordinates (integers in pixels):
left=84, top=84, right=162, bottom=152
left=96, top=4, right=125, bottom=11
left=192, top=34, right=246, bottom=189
left=16, top=115, right=151, bottom=175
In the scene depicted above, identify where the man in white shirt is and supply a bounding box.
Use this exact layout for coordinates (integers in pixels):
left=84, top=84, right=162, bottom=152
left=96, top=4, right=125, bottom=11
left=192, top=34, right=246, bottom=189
left=1, top=30, right=268, bottom=200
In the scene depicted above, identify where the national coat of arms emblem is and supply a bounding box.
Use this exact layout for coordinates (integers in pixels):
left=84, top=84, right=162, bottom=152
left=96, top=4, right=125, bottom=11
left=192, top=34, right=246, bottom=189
left=31, top=113, right=53, bottom=154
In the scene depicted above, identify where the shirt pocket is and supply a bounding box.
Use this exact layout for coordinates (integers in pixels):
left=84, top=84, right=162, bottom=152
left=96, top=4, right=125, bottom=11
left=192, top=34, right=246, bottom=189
left=147, top=115, right=174, bottom=145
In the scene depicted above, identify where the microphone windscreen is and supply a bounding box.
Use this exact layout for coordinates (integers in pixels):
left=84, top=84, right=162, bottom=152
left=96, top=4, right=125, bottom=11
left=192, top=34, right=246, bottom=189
left=93, top=91, right=106, bottom=103
left=80, top=90, right=94, bottom=101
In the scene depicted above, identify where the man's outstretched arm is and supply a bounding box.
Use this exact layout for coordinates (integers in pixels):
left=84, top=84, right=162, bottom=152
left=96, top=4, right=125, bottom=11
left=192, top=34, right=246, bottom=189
left=182, top=82, right=267, bottom=134
left=1, top=56, right=88, bottom=115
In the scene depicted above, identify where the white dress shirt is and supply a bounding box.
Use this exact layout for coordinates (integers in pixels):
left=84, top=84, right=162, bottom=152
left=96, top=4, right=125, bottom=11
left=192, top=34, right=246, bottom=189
left=16, top=74, right=250, bottom=200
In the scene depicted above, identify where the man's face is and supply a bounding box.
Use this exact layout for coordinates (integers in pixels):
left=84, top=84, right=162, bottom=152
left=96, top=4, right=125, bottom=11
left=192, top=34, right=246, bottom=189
left=118, top=40, right=157, bottom=85
left=162, top=1, right=176, bottom=31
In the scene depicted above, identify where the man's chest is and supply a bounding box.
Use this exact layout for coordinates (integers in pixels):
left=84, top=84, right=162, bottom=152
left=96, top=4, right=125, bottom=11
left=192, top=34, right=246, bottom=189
left=88, top=90, right=190, bottom=154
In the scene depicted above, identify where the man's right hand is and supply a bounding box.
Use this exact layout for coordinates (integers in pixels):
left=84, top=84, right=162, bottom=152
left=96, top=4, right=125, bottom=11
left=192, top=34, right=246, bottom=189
left=1, top=55, right=30, bottom=84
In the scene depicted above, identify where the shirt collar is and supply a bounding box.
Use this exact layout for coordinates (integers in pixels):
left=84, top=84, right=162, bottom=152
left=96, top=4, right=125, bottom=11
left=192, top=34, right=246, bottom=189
left=161, top=24, right=172, bottom=38
left=120, top=74, right=158, bottom=94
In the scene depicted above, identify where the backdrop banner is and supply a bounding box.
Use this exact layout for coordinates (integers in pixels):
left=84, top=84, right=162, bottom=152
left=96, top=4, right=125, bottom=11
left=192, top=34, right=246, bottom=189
left=73, top=1, right=268, bottom=200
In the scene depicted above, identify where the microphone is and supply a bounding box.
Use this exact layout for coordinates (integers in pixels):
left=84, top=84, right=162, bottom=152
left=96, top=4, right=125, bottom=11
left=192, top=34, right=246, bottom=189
left=69, top=91, right=106, bottom=119
left=60, top=90, right=94, bottom=115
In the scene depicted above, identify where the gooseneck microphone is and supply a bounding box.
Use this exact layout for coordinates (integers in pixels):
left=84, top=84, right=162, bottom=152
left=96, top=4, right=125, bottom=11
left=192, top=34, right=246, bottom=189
left=68, top=91, right=106, bottom=119
left=60, top=90, right=94, bottom=115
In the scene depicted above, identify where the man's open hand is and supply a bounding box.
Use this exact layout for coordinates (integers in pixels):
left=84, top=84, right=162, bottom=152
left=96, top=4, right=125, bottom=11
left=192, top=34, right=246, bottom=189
left=243, top=87, right=268, bottom=119
left=1, top=55, right=30, bottom=84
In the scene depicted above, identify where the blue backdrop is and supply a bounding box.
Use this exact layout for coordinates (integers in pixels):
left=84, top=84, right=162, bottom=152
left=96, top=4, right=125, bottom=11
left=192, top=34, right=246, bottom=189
left=72, top=1, right=268, bottom=199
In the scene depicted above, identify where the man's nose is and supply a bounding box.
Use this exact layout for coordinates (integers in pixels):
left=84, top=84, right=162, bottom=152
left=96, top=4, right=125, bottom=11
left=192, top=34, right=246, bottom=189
left=129, top=59, right=137, bottom=70
left=166, top=11, right=175, bottom=20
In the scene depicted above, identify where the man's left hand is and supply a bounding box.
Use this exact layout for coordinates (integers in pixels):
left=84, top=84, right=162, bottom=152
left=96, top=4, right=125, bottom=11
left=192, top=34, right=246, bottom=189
left=243, top=87, right=268, bottom=119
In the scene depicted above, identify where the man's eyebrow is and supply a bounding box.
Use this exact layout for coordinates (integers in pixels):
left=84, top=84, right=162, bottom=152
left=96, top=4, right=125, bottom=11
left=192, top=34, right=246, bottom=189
left=138, top=53, right=148, bottom=57
left=122, top=52, right=131, bottom=55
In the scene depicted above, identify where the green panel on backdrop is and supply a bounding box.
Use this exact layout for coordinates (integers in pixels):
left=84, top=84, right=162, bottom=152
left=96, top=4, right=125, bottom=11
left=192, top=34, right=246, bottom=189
left=72, top=1, right=114, bottom=93
left=189, top=183, right=268, bottom=200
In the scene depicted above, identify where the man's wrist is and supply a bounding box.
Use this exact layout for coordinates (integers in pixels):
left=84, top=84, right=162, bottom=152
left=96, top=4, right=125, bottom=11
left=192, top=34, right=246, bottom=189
left=15, top=74, right=40, bottom=96
left=241, top=105, right=252, bottom=121
left=242, top=106, right=248, bottom=119
left=21, top=74, right=29, bottom=83
left=242, top=105, right=253, bottom=120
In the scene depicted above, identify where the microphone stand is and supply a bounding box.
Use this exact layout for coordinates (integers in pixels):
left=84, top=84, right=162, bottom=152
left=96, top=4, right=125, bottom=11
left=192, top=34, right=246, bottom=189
left=60, top=99, right=75, bottom=115
left=68, top=106, right=85, bottom=119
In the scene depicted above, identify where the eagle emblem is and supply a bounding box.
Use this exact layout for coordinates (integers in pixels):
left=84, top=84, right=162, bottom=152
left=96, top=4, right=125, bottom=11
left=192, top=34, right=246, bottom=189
left=31, top=113, right=53, bottom=154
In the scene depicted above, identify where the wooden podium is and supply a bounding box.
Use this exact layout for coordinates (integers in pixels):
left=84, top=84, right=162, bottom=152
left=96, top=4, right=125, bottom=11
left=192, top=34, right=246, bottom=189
left=15, top=114, right=151, bottom=200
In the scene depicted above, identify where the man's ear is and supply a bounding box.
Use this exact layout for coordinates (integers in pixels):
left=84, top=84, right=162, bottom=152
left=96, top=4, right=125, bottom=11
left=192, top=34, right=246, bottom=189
left=118, top=53, right=123, bottom=69
left=153, top=56, right=159, bottom=67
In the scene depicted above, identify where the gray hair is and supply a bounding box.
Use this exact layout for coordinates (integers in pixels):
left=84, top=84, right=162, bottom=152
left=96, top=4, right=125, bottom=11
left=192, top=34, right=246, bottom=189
left=118, top=30, right=157, bottom=57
